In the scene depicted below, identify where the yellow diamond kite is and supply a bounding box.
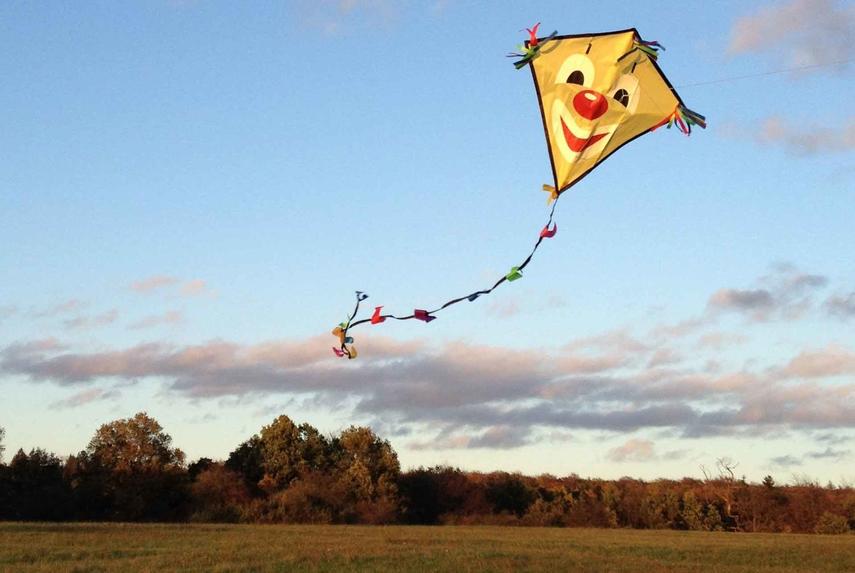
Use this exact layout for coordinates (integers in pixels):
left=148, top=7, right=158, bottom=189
left=519, top=27, right=705, bottom=199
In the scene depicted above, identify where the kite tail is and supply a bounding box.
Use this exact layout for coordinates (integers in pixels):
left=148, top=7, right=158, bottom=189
left=331, top=197, right=560, bottom=359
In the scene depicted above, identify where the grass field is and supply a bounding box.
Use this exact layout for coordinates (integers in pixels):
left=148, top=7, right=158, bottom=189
left=0, top=523, right=853, bottom=573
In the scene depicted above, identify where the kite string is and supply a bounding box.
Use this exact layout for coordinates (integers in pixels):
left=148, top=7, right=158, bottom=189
left=675, top=58, right=853, bottom=89
left=341, top=198, right=560, bottom=338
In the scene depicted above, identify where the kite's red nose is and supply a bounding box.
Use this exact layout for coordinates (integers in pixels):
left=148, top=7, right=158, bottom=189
left=573, top=90, right=608, bottom=120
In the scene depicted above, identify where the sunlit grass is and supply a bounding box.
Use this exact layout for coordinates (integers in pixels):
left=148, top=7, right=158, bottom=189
left=0, top=522, right=853, bottom=572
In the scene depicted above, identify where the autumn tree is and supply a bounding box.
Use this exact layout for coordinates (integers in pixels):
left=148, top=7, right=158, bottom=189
left=700, top=458, right=742, bottom=531
left=188, top=457, right=214, bottom=481
left=190, top=463, right=251, bottom=522
left=72, top=412, right=188, bottom=520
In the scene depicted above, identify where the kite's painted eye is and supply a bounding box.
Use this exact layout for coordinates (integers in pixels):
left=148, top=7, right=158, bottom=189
left=555, top=54, right=594, bottom=87
left=566, top=70, right=585, bottom=85
left=608, top=74, right=640, bottom=113
left=613, top=88, right=630, bottom=107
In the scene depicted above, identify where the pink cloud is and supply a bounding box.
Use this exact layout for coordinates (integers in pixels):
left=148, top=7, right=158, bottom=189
left=180, top=279, right=210, bottom=297
left=130, top=275, right=180, bottom=293
left=128, top=310, right=184, bottom=330
left=783, top=345, right=855, bottom=378
left=607, top=439, right=656, bottom=462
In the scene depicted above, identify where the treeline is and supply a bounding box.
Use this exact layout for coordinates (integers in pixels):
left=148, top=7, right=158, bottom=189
left=0, top=414, right=852, bottom=534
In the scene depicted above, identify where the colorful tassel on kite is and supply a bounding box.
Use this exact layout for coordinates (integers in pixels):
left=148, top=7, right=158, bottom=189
left=634, top=39, right=664, bottom=60
left=542, top=184, right=559, bottom=204
left=653, top=105, right=707, bottom=136
left=506, top=267, right=523, bottom=282
left=331, top=291, right=367, bottom=359
left=508, top=23, right=558, bottom=69
left=332, top=326, right=345, bottom=345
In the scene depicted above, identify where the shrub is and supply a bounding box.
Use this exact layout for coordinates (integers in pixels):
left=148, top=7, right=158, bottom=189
left=814, top=512, right=850, bottom=535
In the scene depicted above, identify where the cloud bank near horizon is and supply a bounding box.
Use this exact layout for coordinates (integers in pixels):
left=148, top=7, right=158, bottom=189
left=3, top=265, right=853, bottom=455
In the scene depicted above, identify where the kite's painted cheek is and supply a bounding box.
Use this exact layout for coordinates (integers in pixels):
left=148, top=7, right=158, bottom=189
left=552, top=89, right=614, bottom=157
left=560, top=118, right=608, bottom=153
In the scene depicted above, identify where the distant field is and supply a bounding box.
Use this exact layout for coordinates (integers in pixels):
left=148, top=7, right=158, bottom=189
left=0, top=523, right=853, bottom=573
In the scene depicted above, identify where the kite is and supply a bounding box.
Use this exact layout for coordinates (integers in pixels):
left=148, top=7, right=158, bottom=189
left=332, top=26, right=706, bottom=359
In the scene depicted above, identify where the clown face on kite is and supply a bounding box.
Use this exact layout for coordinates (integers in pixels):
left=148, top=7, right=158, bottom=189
left=524, top=27, right=704, bottom=201
left=332, top=25, right=706, bottom=359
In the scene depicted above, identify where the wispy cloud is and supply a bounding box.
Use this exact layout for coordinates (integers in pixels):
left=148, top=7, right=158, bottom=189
left=707, top=263, right=828, bottom=321
left=812, top=431, right=851, bottom=445
left=696, top=332, right=748, bottom=350
left=294, top=0, right=397, bottom=35
left=729, top=0, right=855, bottom=70
left=130, top=275, right=180, bottom=293
left=409, top=425, right=533, bottom=450
left=485, top=293, right=568, bottom=319
left=0, top=305, right=17, bottom=321
left=293, top=0, right=448, bottom=35
left=130, top=275, right=212, bottom=298
left=180, top=279, right=211, bottom=297
left=49, top=388, right=120, bottom=410
left=727, top=116, right=855, bottom=155
left=825, top=291, right=855, bottom=319
left=607, top=438, right=656, bottom=462
left=769, top=445, right=850, bottom=468
left=31, top=299, right=88, bottom=318
left=605, top=438, right=689, bottom=463
left=485, top=299, right=521, bottom=319
left=804, top=446, right=850, bottom=460
left=63, top=309, right=120, bottom=330
left=770, top=454, right=802, bottom=468
left=128, top=310, right=184, bottom=330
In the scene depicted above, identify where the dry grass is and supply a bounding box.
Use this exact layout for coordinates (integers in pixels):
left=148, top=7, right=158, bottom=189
left=0, top=522, right=853, bottom=572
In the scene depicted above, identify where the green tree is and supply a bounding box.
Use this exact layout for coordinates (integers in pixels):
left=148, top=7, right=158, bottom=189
left=226, top=435, right=265, bottom=490
left=680, top=491, right=705, bottom=530
left=258, top=416, right=330, bottom=490
left=485, top=473, right=537, bottom=518
left=1, top=448, right=70, bottom=520
left=332, top=426, right=400, bottom=523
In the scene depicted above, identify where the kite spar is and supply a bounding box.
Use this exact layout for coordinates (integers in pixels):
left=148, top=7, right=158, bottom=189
left=332, top=25, right=706, bottom=359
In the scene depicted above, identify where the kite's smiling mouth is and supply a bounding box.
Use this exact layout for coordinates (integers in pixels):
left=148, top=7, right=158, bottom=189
left=560, top=117, right=608, bottom=152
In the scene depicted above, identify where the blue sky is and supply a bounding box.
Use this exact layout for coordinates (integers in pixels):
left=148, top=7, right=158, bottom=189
left=1, top=0, right=853, bottom=483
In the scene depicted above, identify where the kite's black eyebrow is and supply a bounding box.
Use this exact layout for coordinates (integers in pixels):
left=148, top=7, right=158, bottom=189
left=617, top=48, right=635, bottom=62
left=631, top=62, right=637, bottom=73
left=585, top=42, right=592, bottom=54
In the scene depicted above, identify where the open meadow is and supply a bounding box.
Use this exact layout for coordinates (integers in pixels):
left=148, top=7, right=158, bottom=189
left=1, top=523, right=853, bottom=573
